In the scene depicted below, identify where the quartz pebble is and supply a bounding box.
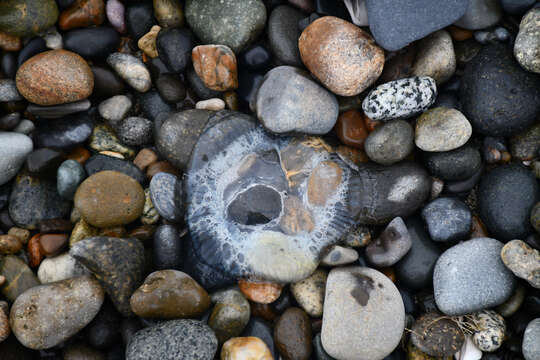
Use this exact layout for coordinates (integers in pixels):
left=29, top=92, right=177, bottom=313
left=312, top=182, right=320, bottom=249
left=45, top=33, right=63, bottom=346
left=196, top=98, right=226, bottom=111
left=98, top=95, right=132, bottom=126
left=469, top=310, right=505, bottom=352
left=37, top=252, right=90, bottom=283
left=290, top=269, right=327, bottom=317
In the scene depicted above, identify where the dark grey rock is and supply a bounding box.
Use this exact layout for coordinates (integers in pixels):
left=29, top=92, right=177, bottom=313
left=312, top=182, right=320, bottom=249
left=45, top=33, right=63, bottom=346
left=366, top=0, right=469, bottom=51
left=314, top=333, right=335, bottom=360
left=64, top=26, right=120, bottom=59
left=153, top=225, right=182, bottom=270
left=12, top=119, right=35, bottom=135
left=365, top=217, right=412, bottom=266
left=27, top=100, right=91, bottom=119
left=424, top=143, right=482, bottom=181
left=433, top=238, right=516, bottom=315
left=57, top=159, right=86, bottom=200
left=186, top=67, right=221, bottom=100
left=0, top=113, right=20, bottom=131
left=185, top=0, right=267, bottom=53
left=125, top=2, right=155, bottom=40
left=501, top=0, right=536, bottom=14
left=444, top=163, right=483, bottom=195
left=0, top=132, right=33, bottom=186
left=241, top=318, right=277, bottom=359
left=478, top=163, right=540, bottom=241
left=156, top=74, right=186, bottom=104
left=459, top=44, right=540, bottom=137
left=0, top=79, right=22, bottom=102
left=364, top=119, right=414, bottom=165
left=156, top=28, right=194, bottom=74
left=523, top=318, right=540, bottom=360
left=208, top=289, right=250, bottom=343
left=251, top=66, right=338, bottom=134
left=92, top=65, right=126, bottom=98
left=510, top=122, right=540, bottom=161
left=454, top=0, right=502, bottom=30
left=116, top=117, right=153, bottom=146
left=421, top=197, right=471, bottom=243
left=139, top=91, right=173, bottom=121
left=149, top=172, right=183, bottom=223
left=268, top=5, right=304, bottom=66
left=84, top=154, right=145, bottom=184
left=514, top=7, right=540, bottom=74
left=126, top=319, right=218, bottom=360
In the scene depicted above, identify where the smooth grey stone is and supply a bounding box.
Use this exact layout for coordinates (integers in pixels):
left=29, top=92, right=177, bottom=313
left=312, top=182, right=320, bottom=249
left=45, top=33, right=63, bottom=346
left=365, top=217, right=412, bottom=267
left=107, top=53, right=151, bottom=93
left=139, top=90, right=173, bottom=121
left=149, top=172, right=183, bottom=223
left=423, top=143, right=481, bottom=181
left=12, top=119, right=35, bottom=135
left=252, top=66, right=338, bottom=134
left=444, top=163, right=483, bottom=195
left=57, top=160, right=86, bottom=200
left=155, top=74, right=186, bottom=104
left=186, top=67, right=222, bottom=100
left=268, top=5, right=304, bottom=66
left=185, top=0, right=267, bottom=53
left=98, top=95, right=132, bottom=127
left=454, top=0, right=502, bottom=30
left=116, top=117, right=153, bottom=146
left=320, top=245, right=358, bottom=266
left=0, top=132, right=33, bottom=186
left=364, top=119, right=414, bottom=165
left=501, top=0, right=536, bottom=14
left=156, top=27, right=193, bottom=74
left=84, top=154, right=145, bottom=184
left=514, top=8, right=540, bottom=74
left=126, top=319, right=218, bottom=360
left=433, top=238, right=516, bottom=315
left=366, top=0, right=469, bottom=51
left=411, top=30, right=456, bottom=85
left=37, top=252, right=90, bottom=284
left=0, top=79, right=22, bottom=102
left=523, top=318, right=540, bottom=360
left=26, top=100, right=91, bottom=119
left=421, top=197, right=471, bottom=243
left=34, top=112, right=94, bottom=150
left=153, top=225, right=182, bottom=270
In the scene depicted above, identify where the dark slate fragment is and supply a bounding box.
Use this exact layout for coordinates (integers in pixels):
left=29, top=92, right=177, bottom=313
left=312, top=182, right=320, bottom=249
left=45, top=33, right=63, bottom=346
left=421, top=197, right=472, bottom=243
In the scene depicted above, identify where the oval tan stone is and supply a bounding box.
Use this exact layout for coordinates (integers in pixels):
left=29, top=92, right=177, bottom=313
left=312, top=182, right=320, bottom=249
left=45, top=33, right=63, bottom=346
left=221, top=336, right=273, bottom=360
left=74, top=171, right=145, bottom=228
left=15, top=49, right=94, bottom=105
left=415, top=107, right=472, bottom=152
left=299, top=16, right=384, bottom=96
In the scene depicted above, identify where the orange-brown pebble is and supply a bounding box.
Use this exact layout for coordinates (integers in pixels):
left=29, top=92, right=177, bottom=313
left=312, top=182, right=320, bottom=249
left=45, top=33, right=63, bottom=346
left=447, top=25, right=473, bottom=41
left=146, top=161, right=181, bottom=179
left=335, top=110, right=369, bottom=148
left=58, top=0, right=105, bottom=31
left=470, top=215, right=489, bottom=239
left=99, top=226, right=127, bottom=238
left=238, top=279, right=282, bottom=304
left=336, top=145, right=370, bottom=165
left=299, top=16, right=384, bottom=96
left=99, top=150, right=124, bottom=159
left=134, top=148, right=158, bottom=171
left=363, top=114, right=381, bottom=132
left=223, top=91, right=239, bottom=111
left=192, top=45, right=238, bottom=91
left=27, top=233, right=43, bottom=268
left=381, top=267, right=396, bottom=283
left=307, top=161, right=343, bottom=206
left=221, top=336, right=274, bottom=360
left=250, top=302, right=277, bottom=322
left=67, top=146, right=91, bottom=164
left=7, top=227, right=30, bottom=244
left=0, top=31, right=21, bottom=52
left=39, top=233, right=68, bottom=256
left=0, top=235, right=22, bottom=255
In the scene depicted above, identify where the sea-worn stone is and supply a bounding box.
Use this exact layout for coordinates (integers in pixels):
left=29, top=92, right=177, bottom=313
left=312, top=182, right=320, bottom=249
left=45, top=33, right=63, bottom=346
left=410, top=312, right=464, bottom=357
left=290, top=269, right=327, bottom=317
left=501, top=240, right=540, bottom=289
left=27, top=100, right=91, bottom=119
left=192, top=45, right=238, bottom=91
left=98, top=95, right=132, bottom=126
left=469, top=310, right=505, bottom=352
left=106, top=0, right=125, bottom=33
left=130, top=270, right=211, bottom=318
left=320, top=245, right=358, bottom=266
left=274, top=307, right=312, bottom=360
left=10, top=275, right=104, bottom=350
left=107, top=52, right=151, bottom=93
left=0, top=0, right=59, bottom=37
left=69, top=218, right=98, bottom=247
left=153, top=225, right=182, bottom=270
left=238, top=279, right=282, bottom=304
left=0, top=255, right=40, bottom=302
left=299, top=16, right=384, bottom=96
left=16, top=49, right=93, bottom=106
left=209, top=289, right=251, bottom=344
left=39, top=233, right=67, bottom=256
left=433, top=238, right=516, bottom=315
left=415, top=107, right=472, bottom=152
left=412, top=30, right=456, bottom=84
left=74, top=171, right=145, bottom=228
left=523, top=318, right=540, bottom=360
left=37, top=252, right=89, bottom=283
left=35, top=112, right=93, bottom=150
left=0, top=132, right=33, bottom=186
left=156, top=27, right=193, bottom=73
left=116, top=117, right=153, bottom=146
left=364, top=119, right=414, bottom=165
left=510, top=122, right=540, bottom=161
left=127, top=319, right=218, bottom=360
left=268, top=5, right=304, bottom=66
left=459, top=44, right=540, bottom=137
left=84, top=154, right=145, bottom=184
left=423, top=144, right=482, bottom=181
left=89, top=124, right=136, bottom=159
left=154, top=0, right=184, bottom=28
left=514, top=7, right=540, bottom=74
left=58, top=0, right=105, bottom=30
left=64, top=26, right=119, bottom=60
left=70, top=237, right=145, bottom=317
left=138, top=25, right=160, bottom=59
left=335, top=110, right=369, bottom=149
left=125, top=2, right=155, bottom=40
left=185, top=0, right=267, bottom=53
left=149, top=172, right=183, bottom=223
left=454, top=0, right=502, bottom=30
left=362, top=76, right=437, bottom=121
left=365, top=217, right=412, bottom=267
left=0, top=79, right=22, bottom=102
left=221, top=337, right=273, bottom=360
left=478, top=163, right=540, bottom=241
left=321, top=267, right=405, bottom=360
left=57, top=159, right=85, bottom=200
left=196, top=98, right=226, bottom=111
left=421, top=197, right=471, bottom=243
left=252, top=66, right=338, bottom=134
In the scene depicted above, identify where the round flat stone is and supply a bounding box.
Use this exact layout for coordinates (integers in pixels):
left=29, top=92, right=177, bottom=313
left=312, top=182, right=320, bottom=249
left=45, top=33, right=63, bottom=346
left=415, top=107, right=472, bottom=152
left=364, top=119, right=414, bottom=165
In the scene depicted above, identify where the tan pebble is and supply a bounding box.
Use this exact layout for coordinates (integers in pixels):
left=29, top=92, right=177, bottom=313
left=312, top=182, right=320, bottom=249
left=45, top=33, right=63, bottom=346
left=134, top=148, right=158, bottom=170
left=221, top=336, right=273, bottom=360
left=196, top=98, right=226, bottom=111
left=69, top=218, right=98, bottom=247
left=7, top=227, right=30, bottom=244
left=0, top=235, right=22, bottom=255
left=138, top=25, right=161, bottom=58
left=99, top=150, right=124, bottom=159
left=291, top=269, right=327, bottom=317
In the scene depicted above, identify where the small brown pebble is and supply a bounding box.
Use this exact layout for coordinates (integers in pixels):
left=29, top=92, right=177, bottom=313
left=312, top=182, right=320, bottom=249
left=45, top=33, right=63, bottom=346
left=127, top=224, right=156, bottom=241
left=0, top=300, right=10, bottom=342
left=447, top=25, right=473, bottom=41
left=0, top=31, right=21, bottom=52
left=0, top=235, right=22, bottom=255
left=138, top=25, right=161, bottom=58
left=67, top=146, right=91, bottom=164
left=146, top=161, right=181, bottom=179
left=470, top=215, right=489, bottom=238
left=27, top=233, right=43, bottom=268
left=7, top=227, right=30, bottom=244
left=192, top=44, right=238, bottom=91
left=274, top=307, right=313, bottom=360
left=39, top=234, right=68, bottom=257
left=99, top=150, right=124, bottom=159
left=134, top=148, right=158, bottom=171
left=250, top=302, right=277, bottom=322
left=335, top=110, right=369, bottom=148
left=336, top=145, right=370, bottom=165
left=238, top=279, right=282, bottom=304
left=363, top=114, right=380, bottom=132
left=223, top=91, right=239, bottom=111
left=59, top=0, right=105, bottom=31
left=99, top=226, right=127, bottom=238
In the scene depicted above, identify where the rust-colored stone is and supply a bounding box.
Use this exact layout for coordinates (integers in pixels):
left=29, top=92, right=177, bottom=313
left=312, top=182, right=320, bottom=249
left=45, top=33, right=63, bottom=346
left=27, top=233, right=43, bottom=268
left=58, top=0, right=105, bottom=31
left=250, top=302, right=277, bottom=322
left=336, top=145, right=370, bottom=166
left=238, top=279, right=282, bottom=304
left=146, top=161, right=180, bottom=179
left=307, top=161, right=343, bottom=206
left=192, top=45, right=238, bottom=91
left=39, top=234, right=68, bottom=257
left=0, top=31, right=21, bottom=52
left=67, top=146, right=91, bottom=164
left=335, top=110, right=369, bottom=148
left=16, top=49, right=94, bottom=106
left=99, top=226, right=127, bottom=238
left=223, top=91, right=239, bottom=111
left=470, top=215, right=489, bottom=239
left=299, top=16, right=384, bottom=96
left=447, top=25, right=473, bottom=41
left=134, top=148, right=158, bottom=171
left=0, top=235, right=22, bottom=255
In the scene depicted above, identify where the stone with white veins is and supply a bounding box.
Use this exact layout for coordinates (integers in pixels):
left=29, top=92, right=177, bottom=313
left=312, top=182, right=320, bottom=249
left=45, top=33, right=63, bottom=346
left=362, top=76, right=437, bottom=121
left=0, top=132, right=33, bottom=186
left=107, top=53, right=151, bottom=93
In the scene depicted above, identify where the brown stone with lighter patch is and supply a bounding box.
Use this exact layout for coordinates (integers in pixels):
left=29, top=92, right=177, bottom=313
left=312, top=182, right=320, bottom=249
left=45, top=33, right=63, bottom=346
left=299, top=16, right=384, bottom=96
left=134, top=148, right=158, bottom=171
left=0, top=235, right=22, bottom=255
left=16, top=49, right=94, bottom=106
left=335, top=110, right=369, bottom=148
left=39, top=234, right=67, bottom=256
left=274, top=307, right=312, bottom=360
left=238, top=279, right=282, bottom=304
left=221, top=336, right=274, bottom=360
left=410, top=312, right=465, bottom=357
left=27, top=233, right=43, bottom=268
left=192, top=45, right=238, bottom=91
left=307, top=161, right=342, bottom=206
left=280, top=196, right=314, bottom=235
left=0, top=32, right=21, bottom=52
left=58, top=0, right=105, bottom=31
left=74, top=170, right=145, bottom=228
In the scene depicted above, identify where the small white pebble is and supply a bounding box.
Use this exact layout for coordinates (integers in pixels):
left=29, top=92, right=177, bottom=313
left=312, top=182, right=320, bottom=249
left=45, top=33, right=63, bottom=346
left=196, top=98, right=226, bottom=111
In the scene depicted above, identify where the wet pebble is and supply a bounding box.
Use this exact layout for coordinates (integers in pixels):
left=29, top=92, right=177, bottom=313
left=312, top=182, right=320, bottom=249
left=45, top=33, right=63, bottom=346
left=98, top=95, right=132, bottom=126
left=0, top=132, right=33, bottom=186
left=64, top=26, right=119, bottom=58
left=415, top=107, right=472, bottom=152
left=364, top=119, right=414, bottom=165
left=238, top=279, right=282, bottom=304
left=153, top=224, right=182, bottom=270
left=125, top=2, right=155, bottom=40
left=107, top=52, right=151, bottom=93
left=192, top=45, right=238, bottom=91
left=156, top=27, right=193, bottom=74
left=268, top=5, right=304, bottom=66
left=58, top=0, right=105, bottom=30
left=221, top=337, right=273, bottom=360
left=365, top=217, right=412, bottom=267
left=209, top=288, right=251, bottom=344
left=116, top=117, right=153, bottom=146
left=274, top=307, right=313, bottom=360
left=290, top=269, right=327, bottom=317
left=423, top=143, right=482, bottom=181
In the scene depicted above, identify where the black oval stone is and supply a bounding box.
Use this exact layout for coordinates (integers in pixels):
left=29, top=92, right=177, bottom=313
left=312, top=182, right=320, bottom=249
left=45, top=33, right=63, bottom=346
left=64, top=26, right=120, bottom=59
left=157, top=27, right=194, bottom=74
left=125, top=2, right=155, bottom=40
left=34, top=112, right=94, bottom=149
left=91, top=65, right=126, bottom=99
left=424, top=143, right=482, bottom=181
left=17, top=36, right=46, bottom=67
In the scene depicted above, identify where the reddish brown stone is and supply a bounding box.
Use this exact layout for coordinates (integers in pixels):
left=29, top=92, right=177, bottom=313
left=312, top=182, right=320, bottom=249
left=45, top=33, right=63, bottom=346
left=363, top=115, right=381, bottom=132
left=134, top=148, right=158, bottom=171
left=16, top=49, right=94, bottom=106
left=447, top=25, right=473, bottom=41
left=27, top=233, right=43, bottom=268
left=250, top=302, right=277, bottom=322
left=223, top=91, right=239, bottom=111
left=39, top=218, right=73, bottom=234
left=39, top=234, right=68, bottom=257
left=238, top=279, right=282, bottom=304
left=299, top=16, right=384, bottom=96
left=336, top=145, right=370, bottom=165
left=274, top=307, right=313, bottom=360
left=0, top=31, right=21, bottom=52
left=0, top=235, right=22, bottom=255
left=138, top=25, right=161, bottom=58
left=58, top=0, right=105, bottom=31
left=67, top=146, right=91, bottom=164
left=470, top=215, right=489, bottom=239
left=146, top=161, right=180, bottom=179
left=192, top=45, right=238, bottom=91
left=279, top=196, right=315, bottom=235
left=335, top=110, right=369, bottom=148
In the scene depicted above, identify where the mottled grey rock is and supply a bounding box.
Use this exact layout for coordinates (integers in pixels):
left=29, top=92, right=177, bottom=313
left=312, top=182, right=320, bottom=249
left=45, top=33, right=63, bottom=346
left=37, top=252, right=90, bottom=284
left=510, top=122, right=540, bottom=161
left=252, top=66, right=338, bottom=134
left=501, top=240, right=540, bottom=289
left=291, top=269, right=327, bottom=317
left=412, top=30, right=456, bottom=84
left=107, top=53, right=151, bottom=93
left=209, top=288, right=250, bottom=344
left=57, top=159, right=86, bottom=200
left=98, top=95, right=132, bottom=127
left=149, top=172, right=183, bottom=223
left=268, top=5, right=304, bottom=66
left=185, top=0, right=267, bottom=53
left=126, top=319, right=218, bottom=360
left=0, top=79, right=22, bottom=102
left=364, top=119, right=414, bottom=165
left=156, top=28, right=193, bottom=74
left=454, top=0, right=502, bottom=30
left=415, top=107, right=472, bottom=152
left=116, top=117, right=153, bottom=146
left=365, top=217, right=412, bottom=267
left=0, top=132, right=33, bottom=186
left=523, top=318, right=540, bottom=360
left=433, top=238, right=516, bottom=316
left=514, top=8, right=540, bottom=74
left=10, top=276, right=104, bottom=350
left=320, top=246, right=358, bottom=267
left=13, top=119, right=35, bottom=135
left=362, top=76, right=437, bottom=121
left=321, top=267, right=405, bottom=360
left=421, top=197, right=472, bottom=243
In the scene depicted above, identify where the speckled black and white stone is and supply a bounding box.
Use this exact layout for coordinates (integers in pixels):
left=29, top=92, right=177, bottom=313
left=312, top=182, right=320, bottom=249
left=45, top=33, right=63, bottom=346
left=362, top=76, right=437, bottom=121
left=468, top=310, right=505, bottom=352
left=523, top=318, right=540, bottom=360
left=126, top=319, right=218, bottom=360
left=107, top=53, right=151, bottom=93
left=0, top=79, right=23, bottom=102
left=116, top=117, right=153, bottom=146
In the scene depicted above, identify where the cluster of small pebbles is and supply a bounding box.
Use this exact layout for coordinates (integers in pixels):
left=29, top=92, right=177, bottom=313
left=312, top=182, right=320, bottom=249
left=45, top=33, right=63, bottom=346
left=0, top=0, right=539, bottom=359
